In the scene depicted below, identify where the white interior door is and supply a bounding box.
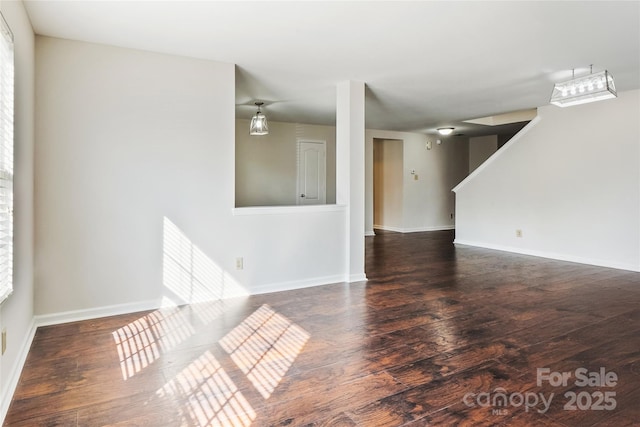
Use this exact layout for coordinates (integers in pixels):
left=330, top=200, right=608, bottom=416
left=297, top=140, right=326, bottom=205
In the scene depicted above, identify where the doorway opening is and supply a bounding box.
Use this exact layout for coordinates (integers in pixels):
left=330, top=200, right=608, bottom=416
left=373, top=138, right=404, bottom=231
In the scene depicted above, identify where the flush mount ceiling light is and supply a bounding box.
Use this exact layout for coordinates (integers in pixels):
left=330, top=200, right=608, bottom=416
left=249, top=101, right=269, bottom=135
left=550, top=66, right=617, bottom=108
left=437, top=127, right=454, bottom=136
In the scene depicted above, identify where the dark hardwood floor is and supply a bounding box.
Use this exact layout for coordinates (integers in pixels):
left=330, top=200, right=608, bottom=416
left=5, top=230, right=640, bottom=426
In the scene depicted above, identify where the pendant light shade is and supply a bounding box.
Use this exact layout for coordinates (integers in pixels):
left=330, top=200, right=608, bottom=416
left=249, top=101, right=269, bottom=135
left=550, top=67, right=617, bottom=108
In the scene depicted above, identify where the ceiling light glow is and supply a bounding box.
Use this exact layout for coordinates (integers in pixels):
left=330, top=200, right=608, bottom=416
left=437, top=127, right=454, bottom=136
left=550, top=68, right=616, bottom=108
left=249, top=102, right=269, bottom=135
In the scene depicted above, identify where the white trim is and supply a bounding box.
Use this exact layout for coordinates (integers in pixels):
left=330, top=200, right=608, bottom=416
left=1, top=318, right=36, bottom=425
left=452, top=116, right=542, bottom=193
left=349, top=273, right=368, bottom=283
left=34, top=299, right=163, bottom=328
left=373, top=225, right=455, bottom=233
left=454, top=239, right=640, bottom=272
left=232, top=204, right=346, bottom=216
left=401, top=226, right=455, bottom=233
left=373, top=224, right=402, bottom=232
left=365, top=230, right=375, bottom=237
left=250, top=274, right=346, bottom=295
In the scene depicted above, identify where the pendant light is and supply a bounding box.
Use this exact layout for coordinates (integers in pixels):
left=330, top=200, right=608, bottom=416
left=249, top=101, right=269, bottom=135
left=550, top=65, right=617, bottom=107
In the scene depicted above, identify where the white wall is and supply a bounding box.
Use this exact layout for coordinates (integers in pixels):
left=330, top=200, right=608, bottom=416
left=230, top=206, right=347, bottom=292
left=35, top=36, right=237, bottom=314
left=35, top=36, right=351, bottom=320
left=235, top=119, right=336, bottom=207
left=366, top=129, right=469, bottom=234
left=469, top=135, right=497, bottom=173
left=454, top=90, right=640, bottom=271
left=0, top=0, right=35, bottom=418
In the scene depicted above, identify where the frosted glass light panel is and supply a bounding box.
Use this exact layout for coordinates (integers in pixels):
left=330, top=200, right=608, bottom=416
left=249, top=113, right=269, bottom=135
left=550, top=70, right=617, bottom=107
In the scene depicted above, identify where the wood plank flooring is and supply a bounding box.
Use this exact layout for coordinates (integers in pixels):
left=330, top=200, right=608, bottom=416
left=5, top=230, right=640, bottom=426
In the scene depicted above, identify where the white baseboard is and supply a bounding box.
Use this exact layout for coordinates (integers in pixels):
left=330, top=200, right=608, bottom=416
left=454, top=239, right=640, bottom=272
left=34, top=298, right=164, bottom=328
left=250, top=274, right=347, bottom=295
left=24, top=273, right=359, bottom=330
left=1, top=317, right=36, bottom=425
left=348, top=273, right=368, bottom=283
left=365, top=230, right=375, bottom=237
left=373, top=225, right=455, bottom=233
left=403, top=225, right=455, bottom=233
left=373, top=225, right=403, bottom=232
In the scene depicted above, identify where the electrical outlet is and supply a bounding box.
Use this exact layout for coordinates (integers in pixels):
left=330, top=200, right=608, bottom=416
left=414, top=174, right=418, bottom=180
left=236, top=257, right=244, bottom=270
left=516, top=229, right=523, bottom=238
left=2, top=328, right=6, bottom=355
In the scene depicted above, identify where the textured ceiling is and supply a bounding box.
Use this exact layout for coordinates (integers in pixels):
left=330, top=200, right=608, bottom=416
left=23, top=1, right=640, bottom=136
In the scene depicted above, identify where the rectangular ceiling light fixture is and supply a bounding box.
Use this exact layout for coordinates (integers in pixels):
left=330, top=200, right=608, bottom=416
left=550, top=69, right=617, bottom=108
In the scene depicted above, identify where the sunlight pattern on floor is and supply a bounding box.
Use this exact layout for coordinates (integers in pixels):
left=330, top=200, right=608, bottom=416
left=189, top=299, right=229, bottom=326
left=112, top=306, right=196, bottom=380
left=158, top=350, right=256, bottom=427
left=219, top=304, right=310, bottom=399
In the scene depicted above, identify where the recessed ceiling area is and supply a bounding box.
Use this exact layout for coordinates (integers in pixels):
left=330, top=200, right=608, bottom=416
left=23, top=1, right=640, bottom=137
